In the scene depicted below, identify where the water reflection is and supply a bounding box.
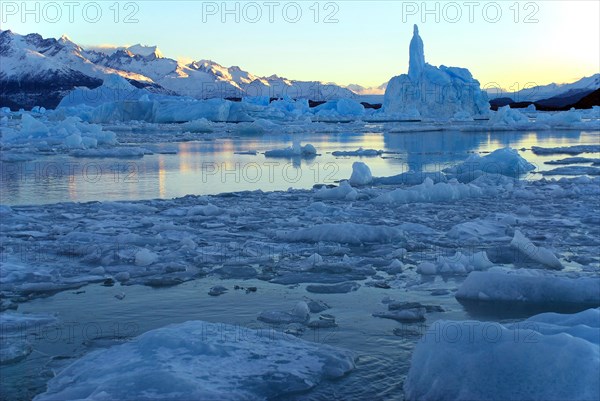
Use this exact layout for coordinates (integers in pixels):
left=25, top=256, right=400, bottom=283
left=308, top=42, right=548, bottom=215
left=0, top=129, right=597, bottom=206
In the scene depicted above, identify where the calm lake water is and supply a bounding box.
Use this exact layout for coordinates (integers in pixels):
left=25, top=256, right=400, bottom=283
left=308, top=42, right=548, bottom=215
left=1, top=127, right=599, bottom=206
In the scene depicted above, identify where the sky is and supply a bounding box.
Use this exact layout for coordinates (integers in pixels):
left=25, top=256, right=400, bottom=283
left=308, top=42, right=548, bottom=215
left=1, top=1, right=599, bottom=89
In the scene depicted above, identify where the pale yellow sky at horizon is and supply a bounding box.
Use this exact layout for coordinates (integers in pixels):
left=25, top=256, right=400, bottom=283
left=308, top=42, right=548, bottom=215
left=3, top=1, right=598, bottom=90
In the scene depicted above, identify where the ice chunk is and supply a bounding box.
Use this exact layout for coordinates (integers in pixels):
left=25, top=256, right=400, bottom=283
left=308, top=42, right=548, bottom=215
left=292, top=301, right=310, bottom=320
left=34, top=320, right=355, bottom=401
left=208, top=286, right=228, bottom=296
left=447, top=218, right=511, bottom=243
left=265, top=141, right=317, bottom=158
left=545, top=157, right=600, bottom=165
left=404, top=309, right=600, bottom=401
left=186, top=204, right=222, bottom=216
left=373, top=171, right=447, bottom=186
left=71, top=147, right=148, bottom=158
left=510, top=230, right=563, bottom=270
left=134, top=248, right=158, bottom=266
left=313, top=98, right=365, bottom=119
left=348, top=162, right=373, bottom=186
left=1, top=312, right=58, bottom=364
left=4, top=115, right=117, bottom=150
left=21, top=114, right=49, bottom=136
left=417, top=251, right=493, bottom=275
left=443, top=148, right=535, bottom=181
left=372, top=308, right=426, bottom=322
left=535, top=109, right=589, bottom=127
left=531, top=145, right=600, bottom=155
left=258, top=301, right=310, bottom=324
left=332, top=148, right=382, bottom=157
left=306, top=282, right=361, bottom=294
left=181, top=118, right=213, bottom=133
left=280, top=223, right=404, bottom=244
left=455, top=268, right=600, bottom=306
left=314, top=181, right=358, bottom=201
left=541, top=166, right=600, bottom=176
left=373, top=178, right=484, bottom=204
left=488, top=105, right=530, bottom=127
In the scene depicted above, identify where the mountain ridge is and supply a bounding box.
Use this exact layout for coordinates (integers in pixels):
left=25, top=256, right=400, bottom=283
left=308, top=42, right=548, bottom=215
left=0, top=30, right=356, bottom=109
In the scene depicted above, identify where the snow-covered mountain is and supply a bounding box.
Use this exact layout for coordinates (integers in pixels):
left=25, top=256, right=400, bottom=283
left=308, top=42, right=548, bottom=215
left=0, top=30, right=165, bottom=109
left=487, top=74, right=600, bottom=103
left=344, top=82, right=388, bottom=96
left=0, top=30, right=356, bottom=109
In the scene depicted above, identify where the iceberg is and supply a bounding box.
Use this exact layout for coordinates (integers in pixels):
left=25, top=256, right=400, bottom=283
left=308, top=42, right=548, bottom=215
left=443, top=147, right=535, bottom=182
left=404, top=309, right=600, bottom=401
left=383, top=25, right=490, bottom=120
left=1, top=114, right=117, bottom=150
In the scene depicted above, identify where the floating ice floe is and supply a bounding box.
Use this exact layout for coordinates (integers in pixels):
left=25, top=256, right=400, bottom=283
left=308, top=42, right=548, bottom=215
left=0, top=312, right=58, bottom=365
left=264, top=141, right=317, bottom=158
left=446, top=215, right=514, bottom=244
left=443, top=147, right=535, bottom=181
left=373, top=177, right=484, bottom=204
left=258, top=301, right=310, bottom=324
left=404, top=308, right=600, bottom=401
left=331, top=148, right=382, bottom=157
left=280, top=223, right=404, bottom=245
left=1, top=114, right=117, bottom=150
left=545, top=157, right=600, bottom=165
left=455, top=267, right=600, bottom=307
left=372, top=171, right=447, bottom=186
left=33, top=320, right=355, bottom=401
left=373, top=301, right=444, bottom=322
left=313, top=181, right=358, bottom=201
left=541, top=166, right=600, bottom=176
left=70, top=147, right=151, bottom=158
left=510, top=230, right=563, bottom=270
left=532, top=144, right=600, bottom=155
left=417, top=251, right=493, bottom=275
left=348, top=162, right=373, bottom=186
left=306, top=282, right=361, bottom=294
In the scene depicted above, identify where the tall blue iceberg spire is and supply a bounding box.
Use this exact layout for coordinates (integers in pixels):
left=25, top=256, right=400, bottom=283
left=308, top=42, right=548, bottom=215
left=408, top=24, right=425, bottom=81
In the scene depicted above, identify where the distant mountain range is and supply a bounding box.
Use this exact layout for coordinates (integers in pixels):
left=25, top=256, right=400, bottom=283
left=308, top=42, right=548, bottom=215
left=487, top=74, right=600, bottom=110
left=343, top=82, right=388, bottom=96
left=1, top=29, right=598, bottom=111
left=0, top=30, right=355, bottom=109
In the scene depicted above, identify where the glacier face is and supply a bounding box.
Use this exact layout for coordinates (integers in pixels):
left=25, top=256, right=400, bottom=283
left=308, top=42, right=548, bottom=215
left=383, top=25, right=490, bottom=120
